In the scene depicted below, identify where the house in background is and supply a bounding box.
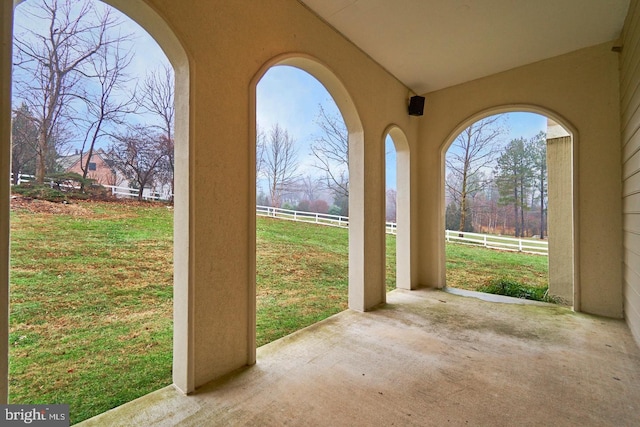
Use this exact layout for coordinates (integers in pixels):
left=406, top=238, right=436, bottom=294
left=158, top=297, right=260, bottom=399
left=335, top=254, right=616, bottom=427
left=57, top=149, right=124, bottom=187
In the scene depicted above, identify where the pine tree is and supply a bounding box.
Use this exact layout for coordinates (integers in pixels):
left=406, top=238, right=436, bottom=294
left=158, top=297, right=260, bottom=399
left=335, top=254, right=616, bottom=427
left=495, top=138, right=534, bottom=237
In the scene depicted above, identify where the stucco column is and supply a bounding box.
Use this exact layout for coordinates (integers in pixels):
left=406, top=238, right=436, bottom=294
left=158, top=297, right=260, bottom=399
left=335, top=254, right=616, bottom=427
left=0, top=0, right=13, bottom=404
left=547, top=136, right=574, bottom=304
left=417, top=139, right=446, bottom=289
left=349, top=131, right=386, bottom=311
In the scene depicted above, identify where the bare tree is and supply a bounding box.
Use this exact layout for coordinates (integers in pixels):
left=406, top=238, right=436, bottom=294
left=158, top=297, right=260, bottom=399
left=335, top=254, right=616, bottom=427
left=136, top=64, right=174, bottom=139
left=12, top=0, right=125, bottom=183
left=256, top=124, right=267, bottom=179
left=78, top=35, right=135, bottom=187
left=135, top=64, right=175, bottom=197
left=263, top=124, right=299, bottom=208
left=529, top=131, right=547, bottom=239
left=386, top=188, right=397, bottom=222
left=445, top=115, right=506, bottom=233
left=109, top=125, right=168, bottom=201
left=299, top=174, right=322, bottom=202
left=310, top=104, right=349, bottom=201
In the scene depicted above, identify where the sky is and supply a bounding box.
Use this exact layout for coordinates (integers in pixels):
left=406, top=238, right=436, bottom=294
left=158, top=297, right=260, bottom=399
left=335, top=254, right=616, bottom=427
left=13, top=0, right=548, bottom=193
left=257, top=67, right=548, bottom=191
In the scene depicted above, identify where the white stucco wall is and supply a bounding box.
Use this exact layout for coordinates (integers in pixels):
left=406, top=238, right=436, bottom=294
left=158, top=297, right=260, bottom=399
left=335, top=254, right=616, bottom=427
left=96, top=0, right=419, bottom=391
left=417, top=42, right=623, bottom=319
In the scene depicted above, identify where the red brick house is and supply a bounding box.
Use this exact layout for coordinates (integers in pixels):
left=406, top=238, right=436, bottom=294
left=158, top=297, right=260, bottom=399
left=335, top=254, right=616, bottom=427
left=58, top=149, right=123, bottom=186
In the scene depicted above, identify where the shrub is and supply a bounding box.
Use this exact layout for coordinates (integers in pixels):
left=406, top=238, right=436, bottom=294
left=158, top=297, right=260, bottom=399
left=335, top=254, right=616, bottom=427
left=11, top=184, right=68, bottom=202
left=11, top=173, right=113, bottom=202
left=477, top=278, right=557, bottom=303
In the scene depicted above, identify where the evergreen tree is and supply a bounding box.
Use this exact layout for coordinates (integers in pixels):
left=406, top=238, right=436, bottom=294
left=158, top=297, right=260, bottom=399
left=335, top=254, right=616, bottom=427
left=11, top=103, right=39, bottom=182
left=495, top=138, right=534, bottom=237
left=529, top=131, right=547, bottom=239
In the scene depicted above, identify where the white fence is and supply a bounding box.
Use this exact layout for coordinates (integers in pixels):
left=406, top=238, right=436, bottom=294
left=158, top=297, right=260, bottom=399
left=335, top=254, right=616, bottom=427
left=9, top=173, right=35, bottom=185
left=445, top=229, right=548, bottom=255
left=256, top=205, right=399, bottom=234
left=257, top=205, right=547, bottom=255
left=257, top=205, right=350, bottom=228
left=10, top=175, right=546, bottom=255
left=10, top=173, right=171, bottom=201
left=103, top=185, right=172, bottom=201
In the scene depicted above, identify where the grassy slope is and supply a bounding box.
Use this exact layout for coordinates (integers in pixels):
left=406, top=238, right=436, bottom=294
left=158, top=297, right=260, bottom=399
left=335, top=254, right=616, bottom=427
left=256, top=217, right=397, bottom=346
left=446, top=242, right=548, bottom=290
left=10, top=202, right=173, bottom=424
left=9, top=201, right=544, bottom=423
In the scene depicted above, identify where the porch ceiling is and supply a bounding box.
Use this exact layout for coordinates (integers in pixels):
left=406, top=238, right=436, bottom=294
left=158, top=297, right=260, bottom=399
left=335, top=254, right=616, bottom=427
left=298, top=0, right=630, bottom=94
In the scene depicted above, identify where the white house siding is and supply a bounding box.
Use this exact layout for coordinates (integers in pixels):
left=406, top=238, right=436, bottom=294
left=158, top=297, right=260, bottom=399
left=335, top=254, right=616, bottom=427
left=622, top=0, right=640, bottom=346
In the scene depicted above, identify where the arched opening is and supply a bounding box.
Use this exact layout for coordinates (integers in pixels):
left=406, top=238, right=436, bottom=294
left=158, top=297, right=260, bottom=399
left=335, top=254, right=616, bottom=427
left=250, top=54, right=367, bottom=352
left=254, top=64, right=349, bottom=346
left=441, top=108, right=576, bottom=308
left=5, top=0, right=190, bottom=421
left=384, top=126, right=412, bottom=290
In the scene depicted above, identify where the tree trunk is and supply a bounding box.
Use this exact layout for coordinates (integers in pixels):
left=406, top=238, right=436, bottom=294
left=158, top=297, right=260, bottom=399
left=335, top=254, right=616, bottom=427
left=539, top=176, right=545, bottom=239
left=36, top=129, right=47, bottom=184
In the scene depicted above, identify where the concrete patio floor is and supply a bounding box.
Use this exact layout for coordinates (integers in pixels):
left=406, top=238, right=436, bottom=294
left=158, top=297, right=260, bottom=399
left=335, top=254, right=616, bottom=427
left=78, top=288, right=640, bottom=426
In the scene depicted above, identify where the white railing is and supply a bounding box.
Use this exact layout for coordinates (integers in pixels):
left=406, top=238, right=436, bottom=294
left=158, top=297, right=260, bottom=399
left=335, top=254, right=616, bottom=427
left=256, top=205, right=547, bottom=255
left=257, top=205, right=350, bottom=229
left=445, top=229, right=548, bottom=255
left=9, top=173, right=36, bottom=185
left=10, top=174, right=171, bottom=201
left=256, top=205, right=399, bottom=234
left=11, top=174, right=546, bottom=254
left=103, top=184, right=172, bottom=201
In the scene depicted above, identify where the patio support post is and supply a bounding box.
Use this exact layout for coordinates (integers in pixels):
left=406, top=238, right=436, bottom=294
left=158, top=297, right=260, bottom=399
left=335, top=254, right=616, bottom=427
left=0, top=0, right=14, bottom=404
left=349, top=131, right=386, bottom=311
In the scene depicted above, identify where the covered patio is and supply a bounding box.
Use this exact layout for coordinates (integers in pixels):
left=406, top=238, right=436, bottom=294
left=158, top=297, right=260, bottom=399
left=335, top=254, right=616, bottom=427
left=79, top=289, right=640, bottom=426
left=2, top=0, right=640, bottom=423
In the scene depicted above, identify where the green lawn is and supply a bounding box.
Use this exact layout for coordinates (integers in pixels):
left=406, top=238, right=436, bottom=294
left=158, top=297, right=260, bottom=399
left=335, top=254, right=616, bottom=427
left=10, top=201, right=173, bottom=424
left=8, top=199, right=546, bottom=424
left=445, top=242, right=548, bottom=290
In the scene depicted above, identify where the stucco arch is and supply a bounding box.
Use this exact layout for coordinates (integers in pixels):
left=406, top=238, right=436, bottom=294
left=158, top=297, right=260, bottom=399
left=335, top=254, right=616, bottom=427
left=439, top=104, right=579, bottom=310
left=102, top=0, right=194, bottom=395
left=384, top=125, right=414, bottom=290
left=8, top=0, right=194, bottom=394
left=440, top=104, right=578, bottom=154
left=249, top=52, right=378, bottom=318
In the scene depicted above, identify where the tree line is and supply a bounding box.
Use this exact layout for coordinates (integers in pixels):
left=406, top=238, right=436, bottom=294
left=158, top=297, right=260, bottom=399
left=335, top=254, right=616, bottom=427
left=256, top=105, right=350, bottom=216
left=445, top=115, right=547, bottom=239
left=11, top=0, right=174, bottom=200
left=13, top=0, right=396, bottom=213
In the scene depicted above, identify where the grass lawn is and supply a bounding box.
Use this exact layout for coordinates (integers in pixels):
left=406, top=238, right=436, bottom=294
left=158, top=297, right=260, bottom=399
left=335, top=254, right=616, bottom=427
left=8, top=199, right=546, bottom=424
left=256, top=218, right=397, bottom=347
left=9, top=200, right=173, bottom=424
left=445, top=242, right=548, bottom=290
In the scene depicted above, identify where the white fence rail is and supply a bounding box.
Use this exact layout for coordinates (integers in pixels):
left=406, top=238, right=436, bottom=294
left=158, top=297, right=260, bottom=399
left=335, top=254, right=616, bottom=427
left=257, top=205, right=350, bottom=228
left=256, top=205, right=399, bottom=234
left=10, top=174, right=171, bottom=201
left=445, top=229, right=548, bottom=255
left=257, top=205, right=547, bottom=255
left=9, top=173, right=35, bottom=185
left=103, top=185, right=172, bottom=201
left=10, top=175, right=547, bottom=255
